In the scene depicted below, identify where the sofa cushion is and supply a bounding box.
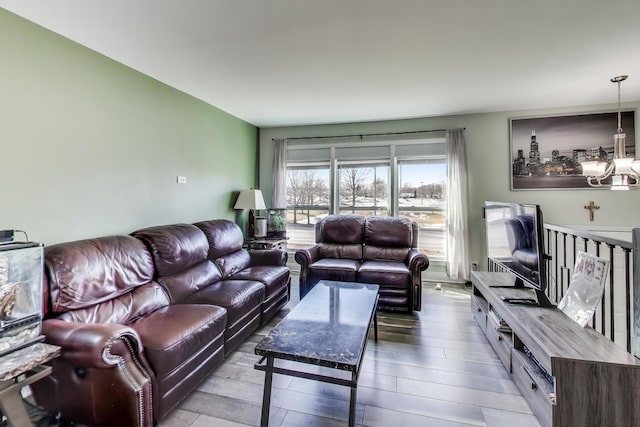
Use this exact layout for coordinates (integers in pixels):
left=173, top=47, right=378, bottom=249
left=46, top=235, right=156, bottom=313
left=307, top=258, right=361, bottom=284
left=357, top=260, right=411, bottom=288
left=214, top=249, right=251, bottom=279
left=193, top=219, right=255, bottom=278
left=132, top=223, right=210, bottom=277
left=182, top=280, right=265, bottom=330
left=58, top=282, right=170, bottom=324
left=232, top=266, right=290, bottom=300
left=183, top=279, right=264, bottom=353
left=130, top=303, right=226, bottom=375
left=318, top=243, right=363, bottom=260
left=363, top=216, right=413, bottom=261
left=193, top=219, right=244, bottom=259
left=156, top=260, right=222, bottom=303
left=129, top=304, right=226, bottom=401
left=316, top=215, right=364, bottom=260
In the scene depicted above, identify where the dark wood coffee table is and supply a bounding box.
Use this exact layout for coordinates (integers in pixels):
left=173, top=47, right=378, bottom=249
left=254, top=280, right=379, bottom=427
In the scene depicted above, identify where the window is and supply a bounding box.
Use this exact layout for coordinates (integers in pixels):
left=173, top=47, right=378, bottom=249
left=397, top=159, right=447, bottom=259
left=286, top=165, right=330, bottom=223
left=338, top=163, right=389, bottom=216
left=284, top=135, right=447, bottom=258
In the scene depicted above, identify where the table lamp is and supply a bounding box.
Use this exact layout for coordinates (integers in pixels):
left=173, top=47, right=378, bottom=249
left=234, top=189, right=267, bottom=238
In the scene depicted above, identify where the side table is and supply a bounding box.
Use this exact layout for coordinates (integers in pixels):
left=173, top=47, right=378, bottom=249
left=0, top=343, right=60, bottom=427
left=243, top=238, right=288, bottom=251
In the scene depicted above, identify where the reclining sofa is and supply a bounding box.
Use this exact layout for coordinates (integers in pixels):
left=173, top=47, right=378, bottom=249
left=295, top=214, right=429, bottom=312
left=32, top=219, right=290, bottom=427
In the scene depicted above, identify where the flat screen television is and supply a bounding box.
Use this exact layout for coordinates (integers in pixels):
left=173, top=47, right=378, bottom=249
left=484, top=201, right=554, bottom=307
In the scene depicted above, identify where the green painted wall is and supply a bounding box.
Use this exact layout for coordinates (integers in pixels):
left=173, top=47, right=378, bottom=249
left=260, top=103, right=640, bottom=270
left=0, top=9, right=257, bottom=245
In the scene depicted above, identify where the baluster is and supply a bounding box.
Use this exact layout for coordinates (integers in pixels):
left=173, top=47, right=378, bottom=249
left=558, top=233, right=571, bottom=301
left=553, top=230, right=560, bottom=302
left=623, top=247, right=631, bottom=353
left=607, top=244, right=615, bottom=341
left=594, top=241, right=607, bottom=336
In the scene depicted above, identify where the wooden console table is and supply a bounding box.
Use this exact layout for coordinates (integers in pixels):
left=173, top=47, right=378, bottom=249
left=471, top=271, right=640, bottom=427
left=0, top=343, right=60, bottom=427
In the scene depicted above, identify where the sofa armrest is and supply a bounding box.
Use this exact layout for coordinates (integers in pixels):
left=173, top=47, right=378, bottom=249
left=406, top=249, right=429, bottom=272
left=37, top=319, right=153, bottom=426
left=249, top=249, right=288, bottom=266
left=294, top=245, right=321, bottom=267
left=43, top=319, right=144, bottom=369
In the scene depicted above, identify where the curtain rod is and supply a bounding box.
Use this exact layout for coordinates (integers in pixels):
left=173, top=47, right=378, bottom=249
left=272, top=128, right=464, bottom=142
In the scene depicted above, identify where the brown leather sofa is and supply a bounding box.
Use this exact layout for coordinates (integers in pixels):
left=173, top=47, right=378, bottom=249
left=295, top=214, right=429, bottom=311
left=33, top=220, right=290, bottom=426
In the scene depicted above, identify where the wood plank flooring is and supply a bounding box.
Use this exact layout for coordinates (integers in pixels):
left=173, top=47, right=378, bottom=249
left=159, top=276, right=541, bottom=427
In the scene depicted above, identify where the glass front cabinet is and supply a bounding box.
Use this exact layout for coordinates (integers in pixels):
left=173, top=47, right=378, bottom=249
left=0, top=242, right=44, bottom=356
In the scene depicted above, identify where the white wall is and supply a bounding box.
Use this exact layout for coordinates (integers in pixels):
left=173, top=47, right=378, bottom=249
left=259, top=103, right=640, bottom=267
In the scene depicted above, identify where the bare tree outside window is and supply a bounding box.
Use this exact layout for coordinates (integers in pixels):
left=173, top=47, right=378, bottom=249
left=373, top=177, right=387, bottom=198
left=286, top=169, right=329, bottom=225
left=340, top=168, right=372, bottom=212
left=287, top=170, right=327, bottom=206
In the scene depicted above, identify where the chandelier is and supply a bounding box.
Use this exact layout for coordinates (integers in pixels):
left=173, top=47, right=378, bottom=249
left=581, top=75, right=640, bottom=190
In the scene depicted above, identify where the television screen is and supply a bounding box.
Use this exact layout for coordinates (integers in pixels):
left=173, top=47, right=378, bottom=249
left=484, top=201, right=554, bottom=307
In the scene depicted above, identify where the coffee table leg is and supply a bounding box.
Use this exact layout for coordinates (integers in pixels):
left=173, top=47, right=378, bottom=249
left=349, top=371, right=357, bottom=427
left=260, top=357, right=274, bottom=427
left=374, top=310, right=378, bottom=342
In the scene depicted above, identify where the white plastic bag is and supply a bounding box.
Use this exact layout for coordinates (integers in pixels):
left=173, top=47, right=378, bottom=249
left=557, top=251, right=609, bottom=327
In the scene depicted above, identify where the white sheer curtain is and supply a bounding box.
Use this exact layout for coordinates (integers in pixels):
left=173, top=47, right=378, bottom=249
left=271, top=138, right=287, bottom=208
left=446, top=129, right=471, bottom=282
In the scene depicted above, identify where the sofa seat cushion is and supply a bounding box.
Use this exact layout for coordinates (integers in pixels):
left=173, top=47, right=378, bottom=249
left=130, top=304, right=227, bottom=380
left=357, top=260, right=411, bottom=288
left=306, top=259, right=361, bottom=285
left=182, top=280, right=265, bottom=328
left=310, top=258, right=360, bottom=273
left=231, top=266, right=290, bottom=299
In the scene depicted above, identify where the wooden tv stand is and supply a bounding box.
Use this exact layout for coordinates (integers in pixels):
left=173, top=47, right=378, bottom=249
left=470, top=271, right=640, bottom=427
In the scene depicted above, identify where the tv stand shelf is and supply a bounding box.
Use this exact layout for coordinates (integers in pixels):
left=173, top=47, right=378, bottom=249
left=471, top=271, right=640, bottom=427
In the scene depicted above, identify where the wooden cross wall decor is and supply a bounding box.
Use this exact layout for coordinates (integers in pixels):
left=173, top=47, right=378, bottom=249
left=584, top=201, right=600, bottom=222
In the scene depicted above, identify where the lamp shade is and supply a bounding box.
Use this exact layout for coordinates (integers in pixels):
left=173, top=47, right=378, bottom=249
left=234, top=189, right=267, bottom=210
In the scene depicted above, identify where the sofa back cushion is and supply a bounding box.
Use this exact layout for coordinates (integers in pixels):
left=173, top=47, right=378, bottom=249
left=131, top=224, right=209, bottom=276
left=45, top=235, right=158, bottom=314
left=193, top=219, right=251, bottom=278
left=132, top=223, right=223, bottom=302
left=363, top=216, right=415, bottom=261
left=315, top=214, right=365, bottom=260
left=58, top=282, right=170, bottom=324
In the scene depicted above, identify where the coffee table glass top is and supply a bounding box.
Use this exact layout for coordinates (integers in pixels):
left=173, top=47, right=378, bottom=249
left=255, top=280, right=379, bottom=371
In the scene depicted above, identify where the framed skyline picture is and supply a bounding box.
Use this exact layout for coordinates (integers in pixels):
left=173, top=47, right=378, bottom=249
left=510, top=110, right=636, bottom=190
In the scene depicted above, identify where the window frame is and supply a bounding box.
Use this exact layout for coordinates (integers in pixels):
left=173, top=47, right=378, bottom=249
left=284, top=136, right=447, bottom=258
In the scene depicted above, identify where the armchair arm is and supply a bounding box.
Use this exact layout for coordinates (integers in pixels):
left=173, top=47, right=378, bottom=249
left=43, top=319, right=144, bottom=369
left=407, top=249, right=429, bottom=312
left=294, top=245, right=321, bottom=268
left=406, top=249, right=429, bottom=272
left=249, top=249, right=288, bottom=266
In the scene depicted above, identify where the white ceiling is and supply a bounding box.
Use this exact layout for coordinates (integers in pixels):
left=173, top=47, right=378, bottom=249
left=2, top=0, right=640, bottom=127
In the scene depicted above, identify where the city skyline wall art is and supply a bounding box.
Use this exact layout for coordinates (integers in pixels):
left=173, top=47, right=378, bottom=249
left=509, top=110, right=636, bottom=190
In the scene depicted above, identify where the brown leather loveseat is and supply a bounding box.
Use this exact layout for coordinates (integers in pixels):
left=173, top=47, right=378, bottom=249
left=295, top=214, right=429, bottom=312
left=33, top=219, right=290, bottom=426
